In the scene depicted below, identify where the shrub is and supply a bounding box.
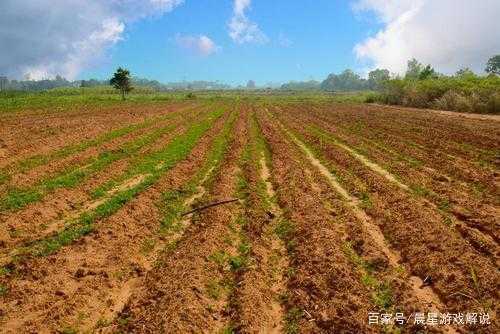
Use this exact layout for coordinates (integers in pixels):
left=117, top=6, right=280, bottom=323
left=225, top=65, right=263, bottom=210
left=376, top=76, right=500, bottom=114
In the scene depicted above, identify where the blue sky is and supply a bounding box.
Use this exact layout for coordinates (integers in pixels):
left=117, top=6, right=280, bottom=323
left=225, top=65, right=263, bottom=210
left=2, top=1, right=498, bottom=83
left=81, top=0, right=379, bottom=85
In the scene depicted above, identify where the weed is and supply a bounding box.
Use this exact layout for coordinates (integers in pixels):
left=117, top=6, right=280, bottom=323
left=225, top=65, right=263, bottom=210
left=274, top=218, right=294, bottom=241
left=442, top=215, right=453, bottom=226
left=409, top=184, right=430, bottom=197
left=284, top=307, right=303, bottom=334
left=60, top=327, right=78, bottom=334
left=0, top=284, right=8, bottom=296
left=438, top=199, right=450, bottom=212
left=206, top=280, right=222, bottom=300
left=95, top=317, right=111, bottom=328
left=469, top=265, right=481, bottom=296
left=285, top=267, right=296, bottom=279
left=228, top=256, right=246, bottom=271
left=219, top=325, right=235, bottom=334
left=359, top=192, right=373, bottom=209
left=117, top=316, right=130, bottom=327
left=0, top=267, right=12, bottom=276
left=344, top=242, right=393, bottom=310
left=373, top=283, right=393, bottom=309
left=209, top=250, right=228, bottom=267
left=140, top=238, right=156, bottom=255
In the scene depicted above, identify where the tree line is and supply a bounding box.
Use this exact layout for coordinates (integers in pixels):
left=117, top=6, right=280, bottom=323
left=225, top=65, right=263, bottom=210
left=281, top=55, right=499, bottom=92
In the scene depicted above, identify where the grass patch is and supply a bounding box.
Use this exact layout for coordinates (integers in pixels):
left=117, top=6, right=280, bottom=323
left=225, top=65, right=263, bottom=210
left=11, top=110, right=223, bottom=258
left=209, top=250, right=229, bottom=267
left=343, top=242, right=393, bottom=310
left=157, top=109, right=238, bottom=234
left=0, top=120, right=182, bottom=212
left=206, top=279, right=223, bottom=300
left=284, top=307, right=303, bottom=334
left=0, top=284, right=8, bottom=296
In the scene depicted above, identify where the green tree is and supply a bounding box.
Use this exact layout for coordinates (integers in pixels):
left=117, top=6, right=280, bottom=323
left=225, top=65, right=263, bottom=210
left=320, top=69, right=367, bottom=91
left=368, top=68, right=390, bottom=90
left=455, top=67, right=476, bottom=78
left=110, top=67, right=133, bottom=100
left=485, top=55, right=500, bottom=75
left=418, top=65, right=437, bottom=80
left=405, top=58, right=423, bottom=79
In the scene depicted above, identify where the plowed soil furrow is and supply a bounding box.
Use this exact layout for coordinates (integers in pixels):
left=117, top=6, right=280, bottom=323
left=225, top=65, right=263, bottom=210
left=227, top=110, right=289, bottom=333
left=256, top=109, right=378, bottom=333
left=274, top=113, right=498, bottom=332
left=310, top=102, right=499, bottom=156
left=0, top=109, right=197, bottom=214
left=114, top=106, right=248, bottom=334
left=0, top=107, right=209, bottom=253
left=0, top=102, right=195, bottom=170
left=280, top=105, right=500, bottom=247
left=282, top=104, right=499, bottom=193
left=6, top=103, right=205, bottom=190
left=268, top=110, right=464, bottom=334
left=278, top=108, right=500, bottom=261
left=0, top=107, right=230, bottom=333
left=0, top=99, right=497, bottom=334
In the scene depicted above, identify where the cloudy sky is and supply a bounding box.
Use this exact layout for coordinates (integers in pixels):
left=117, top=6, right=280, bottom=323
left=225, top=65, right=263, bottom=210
left=1, top=0, right=499, bottom=84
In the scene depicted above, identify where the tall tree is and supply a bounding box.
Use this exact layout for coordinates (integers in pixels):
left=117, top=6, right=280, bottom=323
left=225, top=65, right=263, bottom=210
left=110, top=67, right=133, bottom=100
left=246, top=80, right=256, bottom=89
left=455, top=67, right=476, bottom=78
left=485, top=55, right=500, bottom=75
left=368, top=69, right=390, bottom=90
left=405, top=58, right=423, bottom=79
left=418, top=65, right=437, bottom=80
left=320, top=69, right=367, bottom=91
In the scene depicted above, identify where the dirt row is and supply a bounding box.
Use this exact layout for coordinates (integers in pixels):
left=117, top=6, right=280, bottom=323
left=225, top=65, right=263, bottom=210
left=273, top=108, right=498, bottom=332
left=282, top=103, right=499, bottom=191
left=0, top=105, right=212, bottom=254
left=5, top=103, right=206, bottom=191
left=0, top=105, right=231, bottom=333
left=114, top=107, right=246, bottom=333
left=0, top=101, right=195, bottom=168
left=279, top=104, right=499, bottom=246
left=0, top=101, right=497, bottom=333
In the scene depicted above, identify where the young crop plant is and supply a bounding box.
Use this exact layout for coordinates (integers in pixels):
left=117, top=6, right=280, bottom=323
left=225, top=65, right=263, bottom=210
left=0, top=109, right=206, bottom=212
left=343, top=242, right=394, bottom=311
left=158, top=110, right=238, bottom=234
left=94, top=108, right=226, bottom=197
left=8, top=110, right=224, bottom=260
left=0, top=108, right=192, bottom=187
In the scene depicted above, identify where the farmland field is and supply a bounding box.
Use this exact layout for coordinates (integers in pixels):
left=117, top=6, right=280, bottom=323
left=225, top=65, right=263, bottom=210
left=0, top=97, right=498, bottom=333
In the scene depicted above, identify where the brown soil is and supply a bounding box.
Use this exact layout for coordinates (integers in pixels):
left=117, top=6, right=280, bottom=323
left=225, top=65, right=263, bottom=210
left=0, top=100, right=498, bottom=334
left=115, top=106, right=248, bottom=333
left=0, top=107, right=229, bottom=333
left=0, top=107, right=207, bottom=254
left=0, top=102, right=194, bottom=169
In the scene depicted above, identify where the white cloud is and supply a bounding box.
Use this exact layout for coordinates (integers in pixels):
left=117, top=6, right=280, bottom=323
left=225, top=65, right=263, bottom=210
left=353, top=0, right=500, bottom=74
left=229, top=0, right=268, bottom=44
left=176, top=34, right=220, bottom=56
left=0, top=0, right=183, bottom=80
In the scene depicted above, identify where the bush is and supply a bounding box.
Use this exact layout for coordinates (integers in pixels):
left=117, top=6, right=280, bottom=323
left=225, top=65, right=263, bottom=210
left=375, top=76, right=500, bottom=113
